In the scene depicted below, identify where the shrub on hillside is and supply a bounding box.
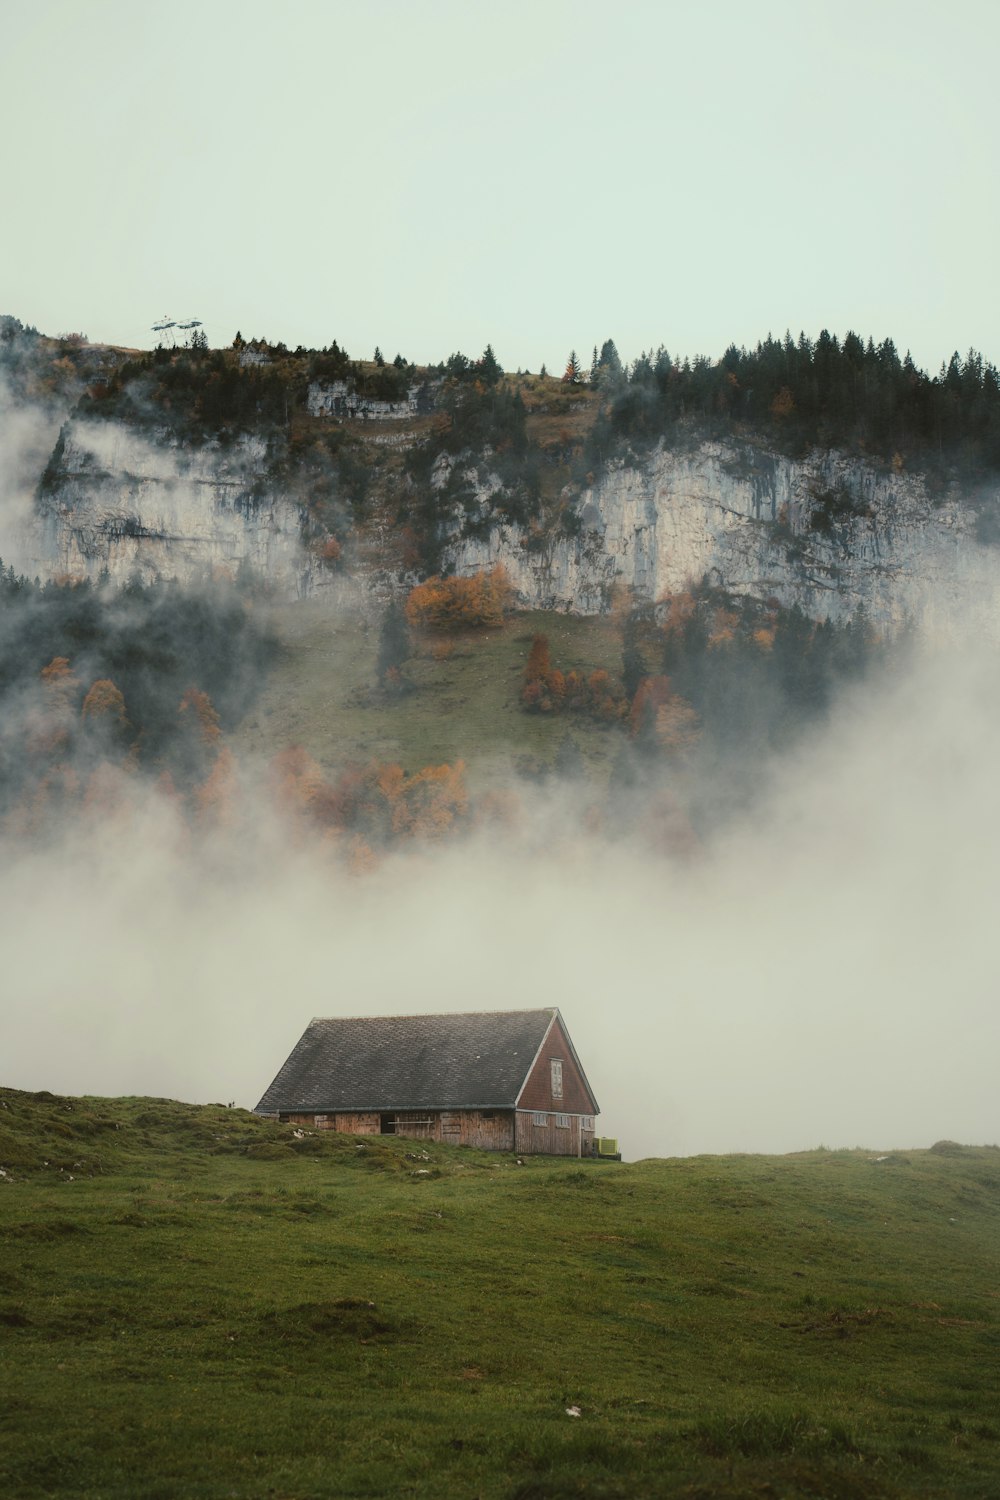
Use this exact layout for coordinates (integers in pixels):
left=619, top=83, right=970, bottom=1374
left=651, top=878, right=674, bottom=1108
left=404, top=566, right=512, bottom=630
left=520, top=634, right=627, bottom=721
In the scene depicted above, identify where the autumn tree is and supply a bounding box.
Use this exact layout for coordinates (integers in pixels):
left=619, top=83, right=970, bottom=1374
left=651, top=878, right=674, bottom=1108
left=81, top=678, right=129, bottom=729
left=171, top=687, right=226, bottom=794
left=269, top=745, right=329, bottom=824
left=523, top=634, right=552, bottom=685
left=562, top=350, right=583, bottom=384
left=521, top=636, right=627, bottom=720
left=80, top=678, right=133, bottom=761
left=26, top=657, right=80, bottom=758
left=405, top=566, right=513, bottom=630
left=629, top=674, right=672, bottom=745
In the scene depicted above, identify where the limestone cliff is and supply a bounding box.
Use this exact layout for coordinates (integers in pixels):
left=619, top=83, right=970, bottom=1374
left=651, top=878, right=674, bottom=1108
left=443, top=440, right=999, bottom=633
left=15, top=417, right=1000, bottom=634
left=18, top=419, right=312, bottom=594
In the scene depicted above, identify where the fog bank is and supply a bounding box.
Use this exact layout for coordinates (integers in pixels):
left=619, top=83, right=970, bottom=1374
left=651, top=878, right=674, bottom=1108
left=3, top=634, right=997, bottom=1159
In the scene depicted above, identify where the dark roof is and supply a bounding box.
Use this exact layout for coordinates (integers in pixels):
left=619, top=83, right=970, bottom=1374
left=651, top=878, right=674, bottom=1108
left=255, top=1009, right=567, bottom=1114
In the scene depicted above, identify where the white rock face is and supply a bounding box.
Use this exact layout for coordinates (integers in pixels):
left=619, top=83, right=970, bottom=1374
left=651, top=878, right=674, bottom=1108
left=444, top=440, right=1000, bottom=633
left=17, top=419, right=314, bottom=596
left=15, top=422, right=1000, bottom=634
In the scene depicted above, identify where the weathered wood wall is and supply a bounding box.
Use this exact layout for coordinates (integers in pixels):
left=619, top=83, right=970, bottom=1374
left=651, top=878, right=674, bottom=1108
left=515, top=1110, right=596, bottom=1157
left=283, top=1109, right=515, bottom=1150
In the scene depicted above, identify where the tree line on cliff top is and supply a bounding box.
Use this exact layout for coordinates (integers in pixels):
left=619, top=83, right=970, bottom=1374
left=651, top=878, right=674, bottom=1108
left=32, top=314, right=998, bottom=481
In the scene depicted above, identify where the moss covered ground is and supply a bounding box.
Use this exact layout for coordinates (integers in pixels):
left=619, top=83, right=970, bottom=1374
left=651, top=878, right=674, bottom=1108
left=1, top=1088, right=998, bottom=1498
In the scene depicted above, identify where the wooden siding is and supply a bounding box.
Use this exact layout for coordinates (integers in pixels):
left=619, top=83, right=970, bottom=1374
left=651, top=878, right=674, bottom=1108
left=517, top=1017, right=597, bottom=1115
left=515, top=1110, right=597, bottom=1157
left=285, top=1112, right=380, bottom=1133
left=284, top=1109, right=514, bottom=1151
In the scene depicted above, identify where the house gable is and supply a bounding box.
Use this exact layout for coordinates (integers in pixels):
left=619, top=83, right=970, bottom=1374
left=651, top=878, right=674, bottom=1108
left=515, top=1013, right=599, bottom=1115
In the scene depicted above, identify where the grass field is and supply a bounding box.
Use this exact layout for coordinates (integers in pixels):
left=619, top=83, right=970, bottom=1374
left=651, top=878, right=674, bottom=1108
left=231, top=602, right=629, bottom=784
left=2, top=1088, right=998, bottom=1498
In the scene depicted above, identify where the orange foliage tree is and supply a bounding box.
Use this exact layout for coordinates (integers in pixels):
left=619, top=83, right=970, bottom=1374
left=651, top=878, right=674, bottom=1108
left=405, top=566, right=512, bottom=630
left=178, top=688, right=221, bottom=743
left=174, top=688, right=232, bottom=816
left=521, top=635, right=627, bottom=720
left=629, top=674, right=700, bottom=756
left=267, top=749, right=470, bottom=853
left=81, top=679, right=129, bottom=729
left=26, top=657, right=80, bottom=758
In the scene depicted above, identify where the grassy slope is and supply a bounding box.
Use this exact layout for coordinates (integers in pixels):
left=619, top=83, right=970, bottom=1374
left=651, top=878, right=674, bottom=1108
left=230, top=603, right=628, bottom=783
left=2, top=1090, right=999, bottom=1499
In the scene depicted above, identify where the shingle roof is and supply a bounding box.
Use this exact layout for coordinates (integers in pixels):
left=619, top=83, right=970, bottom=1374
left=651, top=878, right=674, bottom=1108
left=255, top=1009, right=561, bottom=1114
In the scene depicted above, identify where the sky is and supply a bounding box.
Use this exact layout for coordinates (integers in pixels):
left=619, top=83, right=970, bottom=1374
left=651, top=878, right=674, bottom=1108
left=3, top=0, right=1000, bottom=375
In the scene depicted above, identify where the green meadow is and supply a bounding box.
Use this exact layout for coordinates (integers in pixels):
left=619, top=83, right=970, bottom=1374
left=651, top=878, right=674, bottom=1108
left=1, top=1088, right=998, bottom=1499
left=230, top=603, right=628, bottom=781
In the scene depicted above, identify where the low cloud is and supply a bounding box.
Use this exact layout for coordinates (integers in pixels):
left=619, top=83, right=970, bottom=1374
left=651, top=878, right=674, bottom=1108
left=0, top=375, right=62, bottom=573
left=3, top=628, right=998, bottom=1159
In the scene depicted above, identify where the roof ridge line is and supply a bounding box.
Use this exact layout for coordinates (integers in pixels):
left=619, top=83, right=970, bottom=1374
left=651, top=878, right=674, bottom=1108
left=308, top=1008, right=557, bottom=1024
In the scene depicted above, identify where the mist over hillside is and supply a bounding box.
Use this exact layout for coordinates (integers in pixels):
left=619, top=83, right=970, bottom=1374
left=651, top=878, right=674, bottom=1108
left=1, top=315, right=998, bottom=1158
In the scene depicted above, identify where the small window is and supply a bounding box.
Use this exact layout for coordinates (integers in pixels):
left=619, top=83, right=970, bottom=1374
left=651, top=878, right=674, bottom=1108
left=313, top=1114, right=328, bottom=1126
left=551, top=1059, right=563, bottom=1100
left=555, top=1114, right=570, bottom=1129
left=581, top=1116, right=595, bottom=1132
left=533, top=1112, right=548, bottom=1127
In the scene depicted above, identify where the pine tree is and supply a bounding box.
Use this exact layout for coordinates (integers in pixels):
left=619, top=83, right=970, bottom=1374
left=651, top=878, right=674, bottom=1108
left=478, top=344, right=503, bottom=387
left=376, top=600, right=411, bottom=687
left=563, top=350, right=582, bottom=384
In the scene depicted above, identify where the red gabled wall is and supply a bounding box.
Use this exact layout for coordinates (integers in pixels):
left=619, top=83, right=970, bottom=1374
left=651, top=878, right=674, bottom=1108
left=516, top=1017, right=596, bottom=1114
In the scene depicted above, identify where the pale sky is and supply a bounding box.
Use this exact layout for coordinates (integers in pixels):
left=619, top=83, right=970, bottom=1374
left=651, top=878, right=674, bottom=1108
left=3, top=0, right=998, bottom=374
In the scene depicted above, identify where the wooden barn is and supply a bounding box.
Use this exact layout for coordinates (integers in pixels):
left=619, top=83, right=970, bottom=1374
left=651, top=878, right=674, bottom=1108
left=254, top=1008, right=600, bottom=1156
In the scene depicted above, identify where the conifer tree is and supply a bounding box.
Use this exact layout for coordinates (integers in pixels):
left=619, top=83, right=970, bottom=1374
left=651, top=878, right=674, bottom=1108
left=376, top=600, right=411, bottom=688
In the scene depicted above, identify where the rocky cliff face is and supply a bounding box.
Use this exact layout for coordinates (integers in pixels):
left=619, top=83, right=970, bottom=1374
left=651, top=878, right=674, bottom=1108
left=444, top=440, right=999, bottom=633
left=16, top=419, right=313, bottom=595
left=14, top=419, right=999, bottom=633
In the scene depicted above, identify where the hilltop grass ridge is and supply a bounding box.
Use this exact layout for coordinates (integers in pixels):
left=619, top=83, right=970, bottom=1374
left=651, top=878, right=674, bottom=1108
left=1, top=1088, right=998, bottom=1498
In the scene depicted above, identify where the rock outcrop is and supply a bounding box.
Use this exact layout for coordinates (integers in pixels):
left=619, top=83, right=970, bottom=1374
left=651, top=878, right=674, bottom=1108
left=16, top=419, right=312, bottom=594
left=444, top=440, right=1000, bottom=632
left=13, top=418, right=1000, bottom=634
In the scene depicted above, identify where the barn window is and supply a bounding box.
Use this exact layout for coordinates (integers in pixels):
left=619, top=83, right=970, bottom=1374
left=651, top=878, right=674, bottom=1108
left=582, top=1116, right=595, bottom=1131
left=313, top=1114, right=328, bottom=1126
left=555, top=1114, right=570, bottom=1128
left=551, top=1060, right=563, bottom=1099
left=533, top=1112, right=548, bottom=1127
